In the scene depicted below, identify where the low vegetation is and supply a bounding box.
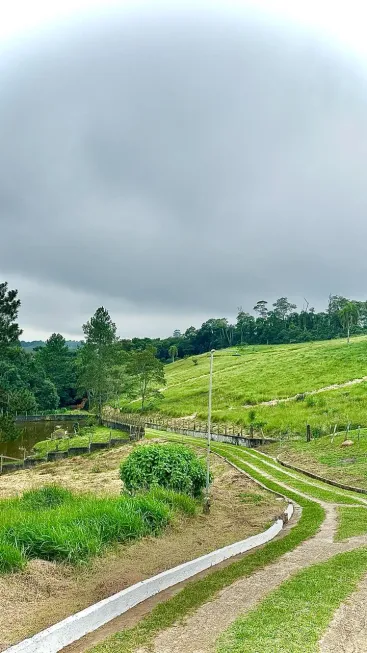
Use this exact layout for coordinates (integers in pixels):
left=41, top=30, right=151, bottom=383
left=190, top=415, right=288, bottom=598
left=336, top=507, right=367, bottom=541
left=120, top=443, right=208, bottom=497
left=32, top=426, right=128, bottom=458
left=216, top=548, right=367, bottom=653
left=151, top=432, right=366, bottom=505
left=0, top=484, right=196, bottom=573
left=266, top=428, right=367, bottom=489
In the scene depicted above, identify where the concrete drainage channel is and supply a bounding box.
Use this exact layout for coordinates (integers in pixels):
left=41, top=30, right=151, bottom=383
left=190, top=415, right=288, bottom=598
left=4, top=504, right=294, bottom=653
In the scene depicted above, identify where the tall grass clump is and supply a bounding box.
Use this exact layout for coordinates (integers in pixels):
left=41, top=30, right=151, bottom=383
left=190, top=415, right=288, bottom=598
left=120, top=444, right=208, bottom=497
left=21, top=485, right=73, bottom=510
left=0, top=542, right=26, bottom=573
left=0, top=484, right=194, bottom=572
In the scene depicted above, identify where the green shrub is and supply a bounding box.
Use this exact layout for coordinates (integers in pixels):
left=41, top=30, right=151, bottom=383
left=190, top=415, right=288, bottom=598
left=0, top=542, right=26, bottom=573
left=21, top=485, right=73, bottom=510
left=120, top=444, right=208, bottom=497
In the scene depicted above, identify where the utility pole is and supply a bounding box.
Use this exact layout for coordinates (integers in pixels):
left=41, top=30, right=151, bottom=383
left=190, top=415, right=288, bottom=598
left=204, top=349, right=215, bottom=513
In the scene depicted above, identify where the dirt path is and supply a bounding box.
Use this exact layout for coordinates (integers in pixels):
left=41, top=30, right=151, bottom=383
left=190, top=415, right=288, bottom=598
left=319, top=574, right=367, bottom=653
left=243, top=375, right=367, bottom=408
left=62, top=450, right=367, bottom=653
left=138, top=504, right=367, bottom=653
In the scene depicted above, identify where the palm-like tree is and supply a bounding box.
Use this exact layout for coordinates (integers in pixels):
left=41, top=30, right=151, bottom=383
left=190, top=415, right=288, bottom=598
left=339, top=302, right=359, bottom=344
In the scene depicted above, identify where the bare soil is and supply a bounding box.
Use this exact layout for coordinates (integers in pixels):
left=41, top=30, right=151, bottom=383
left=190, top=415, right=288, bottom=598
left=0, top=446, right=284, bottom=651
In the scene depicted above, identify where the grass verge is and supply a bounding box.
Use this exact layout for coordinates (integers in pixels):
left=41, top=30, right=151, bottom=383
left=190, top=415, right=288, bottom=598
left=223, top=446, right=366, bottom=505
left=336, top=507, right=367, bottom=541
left=89, top=444, right=324, bottom=653
left=0, top=485, right=196, bottom=572
left=216, top=547, right=367, bottom=653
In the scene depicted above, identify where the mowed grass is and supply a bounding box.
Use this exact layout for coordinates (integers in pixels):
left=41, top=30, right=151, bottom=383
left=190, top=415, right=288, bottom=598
left=0, top=484, right=196, bottom=573
left=336, top=507, right=367, bottom=541
left=32, top=427, right=128, bottom=458
left=266, top=429, right=367, bottom=489
left=216, top=547, right=367, bottom=653
left=147, top=431, right=367, bottom=506
left=121, top=336, right=367, bottom=436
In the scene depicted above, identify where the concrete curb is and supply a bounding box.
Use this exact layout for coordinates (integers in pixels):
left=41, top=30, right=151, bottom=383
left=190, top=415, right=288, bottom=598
left=4, top=505, right=293, bottom=653
left=277, top=455, right=367, bottom=495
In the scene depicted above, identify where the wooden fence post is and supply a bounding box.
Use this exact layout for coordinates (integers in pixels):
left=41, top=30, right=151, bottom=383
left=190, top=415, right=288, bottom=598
left=306, top=424, right=311, bottom=443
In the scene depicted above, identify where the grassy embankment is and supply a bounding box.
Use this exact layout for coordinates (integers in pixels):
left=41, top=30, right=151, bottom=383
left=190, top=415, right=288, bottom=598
left=0, top=483, right=196, bottom=573
left=264, top=428, right=367, bottom=489
left=1, top=440, right=284, bottom=649
left=120, top=336, right=367, bottom=436
left=32, top=426, right=128, bottom=458
left=90, top=433, right=367, bottom=653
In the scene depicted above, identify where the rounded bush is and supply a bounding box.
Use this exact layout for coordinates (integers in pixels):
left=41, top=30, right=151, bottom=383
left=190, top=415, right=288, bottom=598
left=120, top=444, right=208, bottom=497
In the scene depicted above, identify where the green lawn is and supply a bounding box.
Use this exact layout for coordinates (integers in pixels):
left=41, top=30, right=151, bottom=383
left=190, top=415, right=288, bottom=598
left=216, top=547, right=367, bottom=653
left=121, top=337, right=367, bottom=436
left=32, top=427, right=128, bottom=458
left=265, top=429, right=367, bottom=489
left=336, top=507, right=367, bottom=540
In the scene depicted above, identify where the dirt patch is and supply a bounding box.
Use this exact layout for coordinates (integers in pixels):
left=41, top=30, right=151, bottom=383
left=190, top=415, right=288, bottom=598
left=319, top=573, right=367, bottom=652
left=0, top=444, right=135, bottom=499
left=0, top=451, right=284, bottom=651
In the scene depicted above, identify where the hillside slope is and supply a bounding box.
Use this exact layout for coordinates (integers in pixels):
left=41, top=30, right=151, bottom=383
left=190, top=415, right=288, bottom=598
left=126, top=336, right=367, bottom=436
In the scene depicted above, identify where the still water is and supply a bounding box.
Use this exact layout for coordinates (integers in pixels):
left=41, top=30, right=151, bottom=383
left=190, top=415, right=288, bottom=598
left=0, top=420, right=79, bottom=459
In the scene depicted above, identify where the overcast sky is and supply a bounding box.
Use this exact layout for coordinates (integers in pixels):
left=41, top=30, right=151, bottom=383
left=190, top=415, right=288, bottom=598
left=2, top=1, right=367, bottom=340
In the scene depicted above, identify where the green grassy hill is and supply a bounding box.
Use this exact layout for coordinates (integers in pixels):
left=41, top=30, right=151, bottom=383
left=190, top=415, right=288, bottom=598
left=124, top=336, right=367, bottom=436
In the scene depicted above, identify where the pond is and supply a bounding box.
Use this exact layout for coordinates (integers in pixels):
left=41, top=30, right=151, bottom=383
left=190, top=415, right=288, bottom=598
left=0, top=420, right=81, bottom=459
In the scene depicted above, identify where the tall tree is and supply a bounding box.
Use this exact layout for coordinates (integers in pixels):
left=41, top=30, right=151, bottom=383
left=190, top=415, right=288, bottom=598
left=36, top=333, right=76, bottom=406
left=168, top=344, right=178, bottom=363
left=272, top=297, right=297, bottom=321
left=78, top=307, right=119, bottom=422
left=253, top=300, right=268, bottom=319
left=126, top=347, right=165, bottom=410
left=339, top=302, right=359, bottom=344
left=0, top=282, right=22, bottom=348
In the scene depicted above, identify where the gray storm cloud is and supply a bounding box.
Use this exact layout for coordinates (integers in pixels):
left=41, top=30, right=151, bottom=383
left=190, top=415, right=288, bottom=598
left=1, top=7, right=367, bottom=337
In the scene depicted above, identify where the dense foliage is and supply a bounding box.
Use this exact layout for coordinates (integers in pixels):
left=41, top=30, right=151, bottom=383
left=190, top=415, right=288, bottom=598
left=120, top=444, right=208, bottom=497
left=0, top=484, right=196, bottom=572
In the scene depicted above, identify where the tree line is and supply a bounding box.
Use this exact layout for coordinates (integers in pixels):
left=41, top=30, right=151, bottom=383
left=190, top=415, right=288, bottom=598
left=119, top=295, right=365, bottom=359
left=1, top=281, right=365, bottom=427
left=0, top=283, right=165, bottom=430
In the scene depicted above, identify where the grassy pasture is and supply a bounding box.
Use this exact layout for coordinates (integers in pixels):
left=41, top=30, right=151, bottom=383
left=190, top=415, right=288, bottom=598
left=121, top=336, right=367, bottom=436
